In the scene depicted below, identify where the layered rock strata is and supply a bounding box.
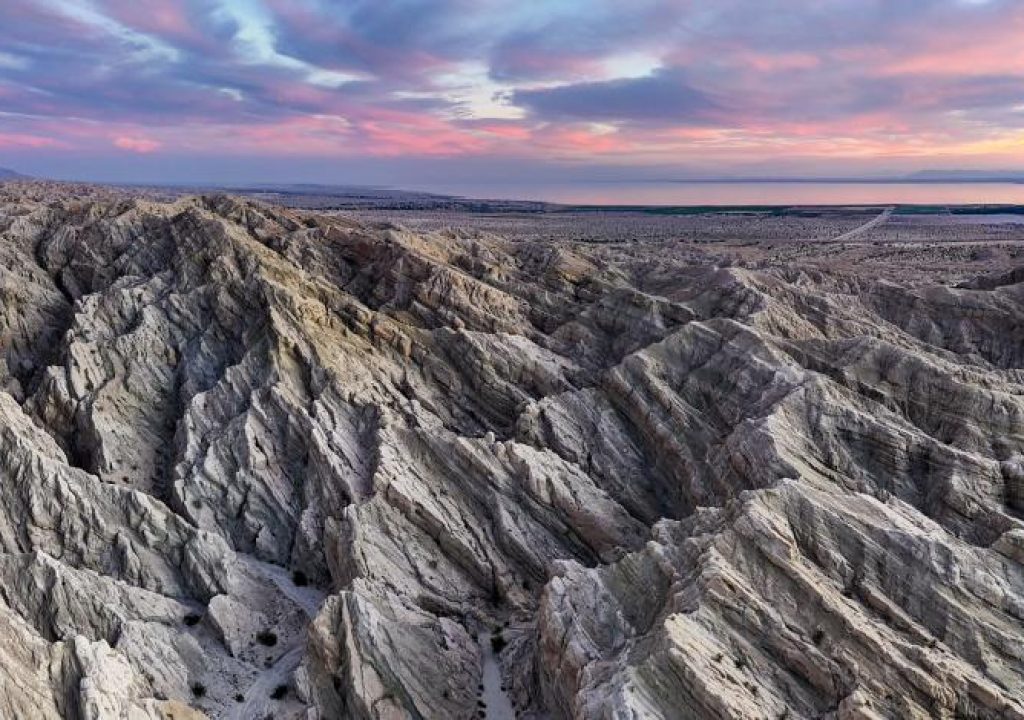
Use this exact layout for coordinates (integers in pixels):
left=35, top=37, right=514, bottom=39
left=0, top=185, right=1022, bottom=719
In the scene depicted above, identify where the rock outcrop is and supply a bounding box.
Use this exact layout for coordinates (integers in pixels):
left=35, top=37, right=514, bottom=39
left=0, top=184, right=1022, bottom=719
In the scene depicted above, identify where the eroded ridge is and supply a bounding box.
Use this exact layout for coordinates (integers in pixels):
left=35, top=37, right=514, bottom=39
left=0, top=185, right=1022, bottom=719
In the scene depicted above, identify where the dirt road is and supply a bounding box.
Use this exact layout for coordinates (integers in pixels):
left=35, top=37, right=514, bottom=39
left=828, top=205, right=894, bottom=242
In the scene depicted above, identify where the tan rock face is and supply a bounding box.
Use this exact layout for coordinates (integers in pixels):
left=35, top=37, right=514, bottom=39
left=0, top=185, right=1022, bottom=719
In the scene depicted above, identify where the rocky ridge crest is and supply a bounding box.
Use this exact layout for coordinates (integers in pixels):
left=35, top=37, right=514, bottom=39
left=0, top=185, right=1022, bottom=719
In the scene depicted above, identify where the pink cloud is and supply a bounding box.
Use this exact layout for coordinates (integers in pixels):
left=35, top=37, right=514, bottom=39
left=358, top=119, right=489, bottom=156
left=530, top=125, right=633, bottom=157
left=475, top=123, right=532, bottom=140
left=0, top=132, right=68, bottom=149
left=741, top=52, right=821, bottom=73
left=99, top=0, right=218, bottom=52
left=114, top=136, right=162, bottom=153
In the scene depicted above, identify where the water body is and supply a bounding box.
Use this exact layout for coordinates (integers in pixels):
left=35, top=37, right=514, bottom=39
left=406, top=181, right=1024, bottom=207
left=910, top=213, right=1024, bottom=225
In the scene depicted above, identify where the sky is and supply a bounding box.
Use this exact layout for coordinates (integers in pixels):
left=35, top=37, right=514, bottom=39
left=1, top=0, right=1023, bottom=185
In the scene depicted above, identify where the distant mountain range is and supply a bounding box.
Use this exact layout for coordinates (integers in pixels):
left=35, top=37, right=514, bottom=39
left=0, top=167, right=26, bottom=180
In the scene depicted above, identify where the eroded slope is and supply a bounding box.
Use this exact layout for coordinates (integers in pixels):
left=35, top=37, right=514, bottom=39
left=0, top=185, right=1022, bottom=720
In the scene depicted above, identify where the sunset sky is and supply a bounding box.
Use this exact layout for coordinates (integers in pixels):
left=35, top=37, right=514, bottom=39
left=1, top=0, right=1023, bottom=184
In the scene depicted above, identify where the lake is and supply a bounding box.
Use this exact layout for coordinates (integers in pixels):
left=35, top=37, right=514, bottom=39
left=405, top=181, right=1024, bottom=206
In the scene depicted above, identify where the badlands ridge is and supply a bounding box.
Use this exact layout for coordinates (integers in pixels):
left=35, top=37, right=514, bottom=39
left=0, top=183, right=1023, bottom=719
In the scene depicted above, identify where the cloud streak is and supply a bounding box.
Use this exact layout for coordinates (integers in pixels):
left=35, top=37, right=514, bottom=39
left=1, top=0, right=1022, bottom=180
left=114, top=136, right=162, bottom=153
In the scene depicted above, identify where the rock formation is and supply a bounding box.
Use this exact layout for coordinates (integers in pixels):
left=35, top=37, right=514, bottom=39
left=0, top=183, right=1022, bottom=719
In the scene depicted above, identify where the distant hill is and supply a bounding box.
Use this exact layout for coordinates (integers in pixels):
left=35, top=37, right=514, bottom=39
left=0, top=167, right=25, bottom=180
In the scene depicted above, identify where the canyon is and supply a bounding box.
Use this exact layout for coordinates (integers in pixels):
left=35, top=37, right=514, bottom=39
left=0, top=182, right=1022, bottom=719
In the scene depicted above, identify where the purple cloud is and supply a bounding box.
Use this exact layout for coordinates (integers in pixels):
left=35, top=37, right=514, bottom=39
left=0, top=0, right=1022, bottom=181
left=513, top=69, right=719, bottom=123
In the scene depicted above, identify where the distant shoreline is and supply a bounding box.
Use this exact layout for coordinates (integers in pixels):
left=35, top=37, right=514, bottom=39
left=554, top=204, right=1024, bottom=215
left=634, top=177, right=1024, bottom=185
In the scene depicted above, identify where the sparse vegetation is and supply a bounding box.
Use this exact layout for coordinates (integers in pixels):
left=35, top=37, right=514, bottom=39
left=4, top=185, right=1024, bottom=720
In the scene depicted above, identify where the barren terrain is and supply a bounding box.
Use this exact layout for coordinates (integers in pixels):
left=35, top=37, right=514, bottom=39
left=0, top=180, right=1023, bottom=719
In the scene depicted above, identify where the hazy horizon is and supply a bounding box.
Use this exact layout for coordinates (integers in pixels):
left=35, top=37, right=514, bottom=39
left=5, top=161, right=1024, bottom=194
left=9, top=164, right=1024, bottom=207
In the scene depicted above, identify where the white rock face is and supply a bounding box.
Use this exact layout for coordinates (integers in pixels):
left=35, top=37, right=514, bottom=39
left=0, top=185, right=1022, bottom=719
